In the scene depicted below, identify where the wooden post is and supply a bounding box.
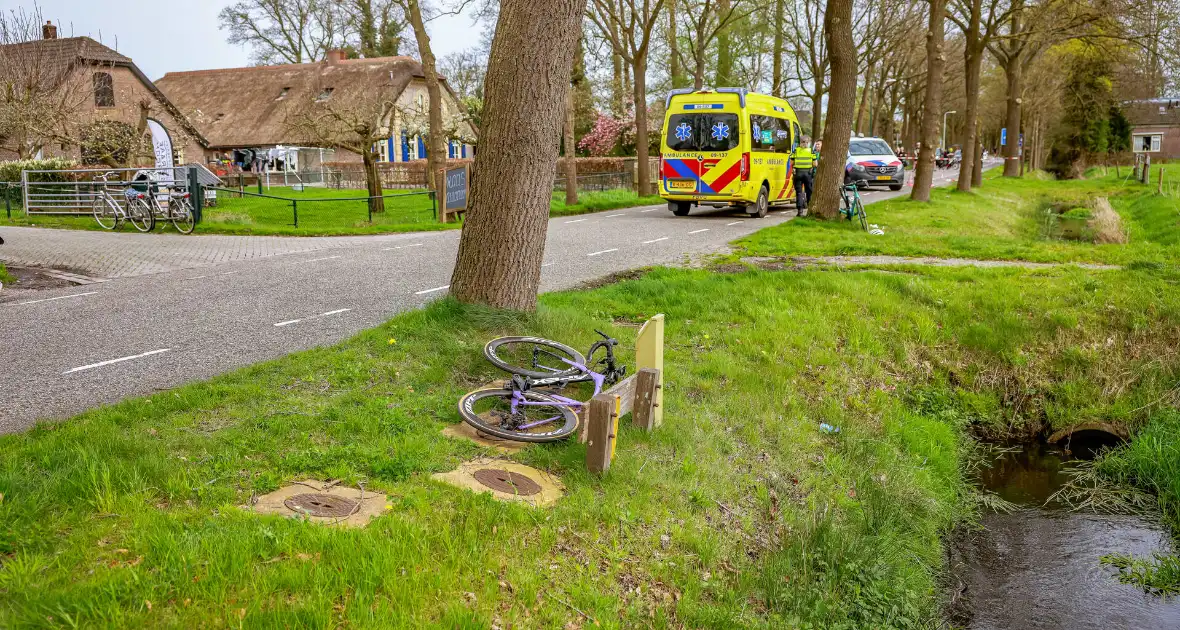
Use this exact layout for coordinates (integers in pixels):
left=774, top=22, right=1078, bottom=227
left=586, top=393, right=619, bottom=474
left=635, top=314, right=665, bottom=427
left=1158, top=166, right=1164, bottom=195
left=632, top=368, right=660, bottom=431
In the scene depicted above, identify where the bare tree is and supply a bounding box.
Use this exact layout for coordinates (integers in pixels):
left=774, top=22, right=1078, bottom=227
left=285, top=77, right=395, bottom=214
left=911, top=0, right=946, bottom=201
left=450, top=0, right=587, bottom=310
left=771, top=0, right=786, bottom=96
left=401, top=0, right=447, bottom=191
left=218, top=0, right=345, bottom=64
left=0, top=9, right=93, bottom=158
left=565, top=37, right=586, bottom=206
left=588, top=0, right=668, bottom=196
left=786, top=0, right=830, bottom=138
left=345, top=0, right=408, bottom=56
left=948, top=0, right=1012, bottom=189
left=670, top=0, right=756, bottom=90
left=438, top=50, right=486, bottom=100
left=810, top=0, right=856, bottom=219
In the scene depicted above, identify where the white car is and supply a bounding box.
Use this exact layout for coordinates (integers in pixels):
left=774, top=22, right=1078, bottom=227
left=844, top=137, right=905, bottom=191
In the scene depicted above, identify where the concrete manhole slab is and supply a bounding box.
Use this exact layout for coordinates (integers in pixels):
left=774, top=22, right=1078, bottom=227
left=441, top=422, right=526, bottom=453
left=431, top=458, right=563, bottom=507
left=250, top=480, right=387, bottom=527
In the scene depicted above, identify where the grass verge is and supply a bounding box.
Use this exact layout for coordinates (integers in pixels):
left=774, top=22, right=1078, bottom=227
left=737, top=165, right=1180, bottom=266
left=0, top=188, right=662, bottom=237
left=5, top=261, right=1180, bottom=627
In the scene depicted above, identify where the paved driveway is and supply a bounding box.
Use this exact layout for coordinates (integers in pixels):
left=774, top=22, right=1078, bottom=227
left=0, top=166, right=970, bottom=433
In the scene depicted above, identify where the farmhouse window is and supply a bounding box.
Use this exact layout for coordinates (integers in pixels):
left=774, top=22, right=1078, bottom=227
left=93, top=72, right=114, bottom=107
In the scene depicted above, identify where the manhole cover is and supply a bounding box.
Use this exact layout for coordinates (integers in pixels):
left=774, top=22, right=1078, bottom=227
left=284, top=493, right=359, bottom=518
left=473, top=468, right=542, bottom=496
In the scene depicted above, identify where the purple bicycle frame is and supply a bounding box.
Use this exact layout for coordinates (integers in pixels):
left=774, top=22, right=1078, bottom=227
left=509, top=359, right=607, bottom=431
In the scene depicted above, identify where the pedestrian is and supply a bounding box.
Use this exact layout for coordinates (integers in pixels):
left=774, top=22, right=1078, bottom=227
left=791, top=136, right=817, bottom=217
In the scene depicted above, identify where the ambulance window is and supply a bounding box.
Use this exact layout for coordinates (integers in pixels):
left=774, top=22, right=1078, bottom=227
left=772, top=118, right=792, bottom=152
left=750, top=115, right=780, bottom=152
left=665, top=113, right=740, bottom=152
left=792, top=122, right=802, bottom=150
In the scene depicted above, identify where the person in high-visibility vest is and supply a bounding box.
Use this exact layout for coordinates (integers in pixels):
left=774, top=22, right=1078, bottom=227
left=791, top=137, right=817, bottom=217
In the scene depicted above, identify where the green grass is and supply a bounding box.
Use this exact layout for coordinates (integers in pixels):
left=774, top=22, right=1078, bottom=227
left=6, top=168, right=1180, bottom=625
left=737, top=165, right=1180, bottom=266
left=549, top=189, right=663, bottom=217
left=5, top=262, right=1180, bottom=627
left=0, top=187, right=662, bottom=237
left=0, top=262, right=12, bottom=286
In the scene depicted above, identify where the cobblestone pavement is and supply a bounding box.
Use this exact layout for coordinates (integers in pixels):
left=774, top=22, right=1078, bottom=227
left=0, top=226, right=421, bottom=279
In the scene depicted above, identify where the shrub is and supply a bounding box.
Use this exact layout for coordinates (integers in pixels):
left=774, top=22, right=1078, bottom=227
left=1062, top=207, right=1092, bottom=219
left=0, top=158, right=78, bottom=183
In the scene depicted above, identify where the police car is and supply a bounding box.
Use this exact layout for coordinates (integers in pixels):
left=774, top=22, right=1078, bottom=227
left=844, top=136, right=905, bottom=191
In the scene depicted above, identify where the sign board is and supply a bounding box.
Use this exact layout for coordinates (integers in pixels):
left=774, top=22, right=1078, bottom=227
left=441, top=165, right=469, bottom=222
left=1000, top=128, right=1007, bottom=146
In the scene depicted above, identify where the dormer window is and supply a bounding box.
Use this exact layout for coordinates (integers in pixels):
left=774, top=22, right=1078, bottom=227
left=275, top=87, right=291, bottom=101
left=316, top=88, right=334, bottom=102
left=93, top=72, right=114, bottom=107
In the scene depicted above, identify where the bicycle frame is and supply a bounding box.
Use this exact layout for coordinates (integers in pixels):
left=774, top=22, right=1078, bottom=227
left=507, top=357, right=608, bottom=430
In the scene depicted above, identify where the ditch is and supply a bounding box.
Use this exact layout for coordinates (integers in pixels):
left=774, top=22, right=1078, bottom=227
left=948, top=433, right=1180, bottom=629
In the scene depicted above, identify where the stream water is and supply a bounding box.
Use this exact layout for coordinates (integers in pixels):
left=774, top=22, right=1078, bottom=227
left=950, top=440, right=1180, bottom=629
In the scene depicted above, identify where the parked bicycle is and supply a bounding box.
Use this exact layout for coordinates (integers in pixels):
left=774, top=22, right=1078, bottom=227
left=458, top=331, right=627, bottom=442
left=144, top=184, right=196, bottom=234
left=839, top=182, right=868, bottom=231
left=92, top=172, right=154, bottom=232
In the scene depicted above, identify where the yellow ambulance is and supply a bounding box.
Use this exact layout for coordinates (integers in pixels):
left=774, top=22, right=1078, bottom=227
left=659, top=88, right=802, bottom=217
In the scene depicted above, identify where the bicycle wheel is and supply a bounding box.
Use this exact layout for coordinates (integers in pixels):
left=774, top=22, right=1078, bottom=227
left=171, top=197, right=195, bottom=234
left=484, top=336, right=586, bottom=379
left=92, top=197, right=117, bottom=230
left=127, top=197, right=155, bottom=232
left=458, top=387, right=579, bottom=442
left=856, top=199, right=868, bottom=232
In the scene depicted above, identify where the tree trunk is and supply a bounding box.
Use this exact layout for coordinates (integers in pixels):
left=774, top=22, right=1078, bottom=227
left=633, top=54, right=652, bottom=196
left=810, top=0, right=856, bottom=219
left=810, top=84, right=823, bottom=139
left=406, top=0, right=446, bottom=191
left=957, top=2, right=983, bottom=191
left=564, top=84, right=578, bottom=205
left=669, top=1, right=683, bottom=88
left=1001, top=56, right=1022, bottom=177
left=854, top=63, right=873, bottom=134
left=611, top=42, right=625, bottom=115
left=693, top=51, right=706, bottom=90
left=972, top=122, right=984, bottom=186
left=449, top=0, right=586, bottom=311
left=771, top=0, right=785, bottom=97
left=911, top=0, right=946, bottom=202
left=362, top=150, right=386, bottom=214
left=715, top=0, right=733, bottom=86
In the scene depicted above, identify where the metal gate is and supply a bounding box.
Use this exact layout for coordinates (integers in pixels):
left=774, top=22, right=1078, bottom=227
left=21, top=166, right=196, bottom=215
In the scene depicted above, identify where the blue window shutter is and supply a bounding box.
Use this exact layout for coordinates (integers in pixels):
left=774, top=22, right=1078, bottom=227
left=387, top=138, right=394, bottom=162
left=461, top=144, right=467, bottom=158
left=418, top=136, right=426, bottom=159
left=401, top=131, right=409, bottom=162
left=448, top=141, right=454, bottom=159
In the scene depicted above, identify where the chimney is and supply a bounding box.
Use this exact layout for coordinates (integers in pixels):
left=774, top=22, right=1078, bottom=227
left=325, top=49, right=346, bottom=64
left=42, top=20, right=57, bottom=40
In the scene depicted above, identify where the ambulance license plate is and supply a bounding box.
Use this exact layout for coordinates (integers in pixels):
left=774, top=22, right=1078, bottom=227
left=668, top=179, right=696, bottom=192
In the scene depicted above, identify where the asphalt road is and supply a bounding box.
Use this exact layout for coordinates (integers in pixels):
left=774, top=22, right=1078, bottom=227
left=0, top=166, right=970, bottom=433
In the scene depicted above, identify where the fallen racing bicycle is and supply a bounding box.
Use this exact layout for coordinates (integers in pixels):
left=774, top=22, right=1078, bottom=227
left=458, top=331, right=627, bottom=442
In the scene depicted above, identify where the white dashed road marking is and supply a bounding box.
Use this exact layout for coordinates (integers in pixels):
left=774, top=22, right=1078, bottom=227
left=185, top=270, right=241, bottom=281
left=382, top=243, right=423, bottom=251
left=640, top=208, right=660, bottom=213
left=604, top=213, right=626, bottom=218
left=542, top=262, right=556, bottom=267
left=642, top=237, right=669, bottom=244
left=726, top=220, right=745, bottom=226
left=688, top=228, right=710, bottom=234
left=414, top=285, right=450, bottom=295
left=64, top=348, right=171, bottom=375
left=564, top=218, right=588, bottom=224
left=587, top=249, right=618, bottom=257
left=13, top=291, right=98, bottom=306
left=274, top=308, right=352, bottom=327
left=291, top=255, right=342, bottom=265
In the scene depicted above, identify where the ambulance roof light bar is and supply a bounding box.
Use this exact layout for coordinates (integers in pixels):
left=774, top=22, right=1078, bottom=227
left=665, top=86, right=748, bottom=108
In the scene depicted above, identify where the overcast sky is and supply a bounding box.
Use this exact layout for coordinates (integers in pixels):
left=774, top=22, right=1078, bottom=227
left=11, top=0, right=484, bottom=80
